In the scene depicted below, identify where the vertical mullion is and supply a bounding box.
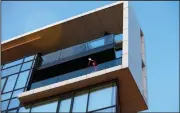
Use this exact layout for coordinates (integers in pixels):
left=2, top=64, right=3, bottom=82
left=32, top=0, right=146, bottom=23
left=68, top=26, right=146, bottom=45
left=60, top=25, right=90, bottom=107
left=86, top=89, right=90, bottom=113
left=56, top=99, right=61, bottom=113
left=29, top=105, right=32, bottom=113
left=26, top=54, right=41, bottom=91
left=25, top=58, right=35, bottom=89
left=69, top=92, right=75, bottom=113
left=116, top=81, right=120, bottom=113
left=1, top=77, right=7, bottom=94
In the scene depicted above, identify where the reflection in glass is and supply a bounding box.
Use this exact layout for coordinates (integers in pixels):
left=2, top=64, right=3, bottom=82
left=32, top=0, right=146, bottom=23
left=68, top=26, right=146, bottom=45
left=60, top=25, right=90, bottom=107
left=59, top=98, right=71, bottom=112
left=15, top=70, right=30, bottom=89
left=1, top=92, right=12, bottom=101
left=115, top=50, right=122, bottom=58
left=88, top=38, right=105, bottom=49
left=94, top=107, right=116, bottom=113
left=8, top=98, right=20, bottom=109
left=21, top=61, right=33, bottom=71
left=18, top=106, right=30, bottom=112
left=1, top=78, right=6, bottom=90
left=3, top=59, right=23, bottom=69
left=88, top=84, right=116, bottom=111
left=1, top=100, right=9, bottom=111
left=114, top=34, right=123, bottom=42
left=24, top=55, right=34, bottom=62
left=2, top=65, right=21, bottom=77
left=12, top=88, right=24, bottom=98
left=3, top=74, right=18, bottom=93
left=7, top=109, right=18, bottom=113
left=72, top=91, right=88, bottom=112
left=31, top=100, right=58, bottom=112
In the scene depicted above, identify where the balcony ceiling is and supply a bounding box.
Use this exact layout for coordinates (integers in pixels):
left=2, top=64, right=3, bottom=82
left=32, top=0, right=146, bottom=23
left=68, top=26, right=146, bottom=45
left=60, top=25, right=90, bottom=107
left=1, top=2, right=123, bottom=64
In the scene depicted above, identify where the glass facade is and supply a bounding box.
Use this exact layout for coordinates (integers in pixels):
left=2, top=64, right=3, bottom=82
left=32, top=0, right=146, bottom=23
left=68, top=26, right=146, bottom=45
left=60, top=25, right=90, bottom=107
left=1, top=82, right=117, bottom=113
left=1, top=55, right=36, bottom=112
left=1, top=34, right=122, bottom=113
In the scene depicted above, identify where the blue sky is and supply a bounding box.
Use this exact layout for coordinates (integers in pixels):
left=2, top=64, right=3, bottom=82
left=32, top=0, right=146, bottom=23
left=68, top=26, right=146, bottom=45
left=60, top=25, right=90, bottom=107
left=1, top=1, right=179, bottom=112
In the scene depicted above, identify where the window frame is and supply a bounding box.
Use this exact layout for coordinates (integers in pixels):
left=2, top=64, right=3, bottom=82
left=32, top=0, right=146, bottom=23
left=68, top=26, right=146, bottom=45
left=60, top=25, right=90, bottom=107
left=31, top=80, right=118, bottom=113
left=1, top=55, right=36, bottom=112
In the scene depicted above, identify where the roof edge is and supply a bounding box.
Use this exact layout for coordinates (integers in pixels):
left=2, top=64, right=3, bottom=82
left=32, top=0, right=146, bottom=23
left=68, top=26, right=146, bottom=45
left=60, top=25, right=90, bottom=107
left=1, top=1, right=124, bottom=45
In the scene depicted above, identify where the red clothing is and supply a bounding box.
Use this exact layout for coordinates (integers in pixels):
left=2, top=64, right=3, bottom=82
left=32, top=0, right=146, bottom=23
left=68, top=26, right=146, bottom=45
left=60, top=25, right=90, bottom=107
left=88, top=60, right=97, bottom=71
left=88, top=60, right=97, bottom=67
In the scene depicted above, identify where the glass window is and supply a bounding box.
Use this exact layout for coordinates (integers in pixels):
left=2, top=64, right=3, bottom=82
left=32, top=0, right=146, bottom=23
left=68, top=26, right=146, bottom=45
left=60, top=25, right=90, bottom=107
left=88, top=84, right=116, bottom=111
left=24, top=55, right=34, bottom=62
left=2, top=92, right=12, bottom=101
left=94, top=107, right=116, bottom=113
left=8, top=98, right=20, bottom=109
left=21, top=61, right=33, bottom=71
left=3, top=59, right=23, bottom=69
left=72, top=91, right=88, bottom=112
left=7, top=109, right=18, bottom=113
left=12, top=89, right=24, bottom=98
left=3, top=74, right=18, bottom=93
left=18, top=106, right=30, bottom=112
left=114, top=34, right=122, bottom=42
left=115, top=50, right=122, bottom=58
left=15, top=70, right=30, bottom=89
left=88, top=38, right=105, bottom=49
left=1, top=78, right=6, bottom=90
left=31, top=100, right=58, bottom=112
left=2, top=65, right=21, bottom=77
left=59, top=98, right=72, bottom=112
left=1, top=100, right=9, bottom=111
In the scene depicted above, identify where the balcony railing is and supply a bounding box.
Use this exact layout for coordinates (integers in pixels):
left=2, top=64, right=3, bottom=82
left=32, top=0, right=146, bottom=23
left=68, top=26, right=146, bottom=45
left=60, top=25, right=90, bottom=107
left=41, top=34, right=115, bottom=67
left=30, top=58, right=122, bottom=90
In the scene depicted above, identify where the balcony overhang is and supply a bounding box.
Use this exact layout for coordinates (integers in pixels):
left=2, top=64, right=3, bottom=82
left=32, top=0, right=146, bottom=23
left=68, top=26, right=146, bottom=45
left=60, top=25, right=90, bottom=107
left=18, top=67, right=147, bottom=112
left=1, top=1, right=123, bottom=64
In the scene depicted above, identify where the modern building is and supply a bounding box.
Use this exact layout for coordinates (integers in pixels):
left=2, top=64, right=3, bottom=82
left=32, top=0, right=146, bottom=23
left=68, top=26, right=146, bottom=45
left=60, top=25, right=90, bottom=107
left=1, top=1, right=148, bottom=113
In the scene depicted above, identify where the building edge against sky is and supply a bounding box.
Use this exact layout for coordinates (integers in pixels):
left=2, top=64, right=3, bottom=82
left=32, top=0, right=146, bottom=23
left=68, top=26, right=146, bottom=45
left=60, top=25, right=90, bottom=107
left=1, top=1, right=148, bottom=113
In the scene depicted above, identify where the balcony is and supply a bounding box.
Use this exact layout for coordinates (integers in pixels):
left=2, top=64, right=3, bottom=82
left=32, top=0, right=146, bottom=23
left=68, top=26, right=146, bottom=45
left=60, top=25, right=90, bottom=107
left=30, top=58, right=122, bottom=89
left=39, top=34, right=116, bottom=69
left=28, top=34, right=123, bottom=90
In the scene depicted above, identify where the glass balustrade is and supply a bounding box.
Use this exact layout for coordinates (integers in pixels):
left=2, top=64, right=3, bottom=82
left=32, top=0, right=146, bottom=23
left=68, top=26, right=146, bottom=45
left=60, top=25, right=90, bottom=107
left=41, top=34, right=115, bottom=66
left=30, top=58, right=122, bottom=89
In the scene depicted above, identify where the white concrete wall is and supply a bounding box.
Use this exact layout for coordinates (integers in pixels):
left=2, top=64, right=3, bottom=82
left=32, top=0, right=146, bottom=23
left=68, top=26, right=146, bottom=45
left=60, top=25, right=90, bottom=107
left=127, top=6, right=144, bottom=96
left=141, top=35, right=148, bottom=104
